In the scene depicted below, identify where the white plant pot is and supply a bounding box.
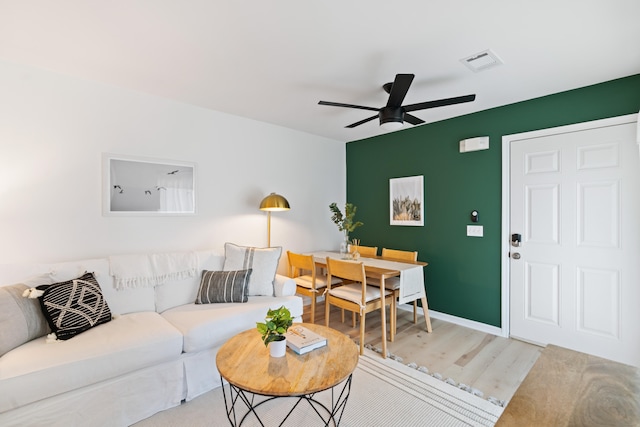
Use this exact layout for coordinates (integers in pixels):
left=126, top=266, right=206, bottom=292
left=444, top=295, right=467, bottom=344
left=269, top=338, right=287, bottom=358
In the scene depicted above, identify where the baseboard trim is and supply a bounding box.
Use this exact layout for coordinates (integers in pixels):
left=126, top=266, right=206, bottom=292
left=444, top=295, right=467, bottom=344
left=304, top=297, right=505, bottom=337
left=397, top=303, right=505, bottom=337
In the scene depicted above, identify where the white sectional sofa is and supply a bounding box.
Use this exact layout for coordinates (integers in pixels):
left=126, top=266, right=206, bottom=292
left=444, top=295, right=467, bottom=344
left=0, top=247, right=303, bottom=426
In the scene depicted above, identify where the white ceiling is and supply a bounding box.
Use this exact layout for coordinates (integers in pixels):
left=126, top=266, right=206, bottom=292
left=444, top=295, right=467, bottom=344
left=1, top=1, right=639, bottom=143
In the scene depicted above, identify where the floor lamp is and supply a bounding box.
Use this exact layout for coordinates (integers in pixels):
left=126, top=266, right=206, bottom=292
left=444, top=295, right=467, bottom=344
left=259, top=193, right=290, bottom=247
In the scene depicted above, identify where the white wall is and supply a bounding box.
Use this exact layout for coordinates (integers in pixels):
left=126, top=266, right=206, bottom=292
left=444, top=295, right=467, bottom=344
left=0, top=60, right=346, bottom=270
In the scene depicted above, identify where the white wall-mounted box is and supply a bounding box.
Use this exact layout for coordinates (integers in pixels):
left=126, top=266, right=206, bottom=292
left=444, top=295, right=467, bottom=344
left=460, top=136, right=490, bottom=153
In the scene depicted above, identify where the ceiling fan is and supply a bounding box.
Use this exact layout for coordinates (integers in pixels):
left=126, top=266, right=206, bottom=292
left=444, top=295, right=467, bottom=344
left=318, top=74, right=476, bottom=131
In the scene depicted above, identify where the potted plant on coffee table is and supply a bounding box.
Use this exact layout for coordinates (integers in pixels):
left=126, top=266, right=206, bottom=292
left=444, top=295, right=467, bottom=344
left=256, top=306, right=293, bottom=357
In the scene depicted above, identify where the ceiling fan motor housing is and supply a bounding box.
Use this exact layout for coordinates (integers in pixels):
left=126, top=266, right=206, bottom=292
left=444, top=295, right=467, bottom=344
left=379, top=106, right=404, bottom=125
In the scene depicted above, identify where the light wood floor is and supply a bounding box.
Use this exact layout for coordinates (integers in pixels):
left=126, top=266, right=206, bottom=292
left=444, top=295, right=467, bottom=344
left=306, top=303, right=543, bottom=404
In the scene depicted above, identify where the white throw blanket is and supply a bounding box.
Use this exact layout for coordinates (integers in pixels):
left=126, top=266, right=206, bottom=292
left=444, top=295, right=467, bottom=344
left=397, top=264, right=425, bottom=304
left=109, top=252, right=197, bottom=290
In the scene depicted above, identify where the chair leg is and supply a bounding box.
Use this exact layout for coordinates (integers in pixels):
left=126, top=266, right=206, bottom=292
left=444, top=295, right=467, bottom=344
left=390, top=294, right=396, bottom=342
left=359, top=312, right=365, bottom=355
left=310, top=294, right=316, bottom=324
left=379, top=300, right=387, bottom=359
left=341, top=308, right=345, bottom=323
left=413, top=300, right=418, bottom=324
left=325, top=297, right=330, bottom=328
left=392, top=289, right=399, bottom=338
left=351, top=311, right=356, bottom=328
left=421, top=296, right=433, bottom=333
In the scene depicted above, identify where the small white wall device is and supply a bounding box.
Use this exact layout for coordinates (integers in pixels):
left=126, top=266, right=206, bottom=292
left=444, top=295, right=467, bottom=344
left=459, top=136, right=489, bottom=153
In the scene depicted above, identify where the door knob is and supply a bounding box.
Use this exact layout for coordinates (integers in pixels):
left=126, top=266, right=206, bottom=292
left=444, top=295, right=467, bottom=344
left=512, top=252, right=521, bottom=260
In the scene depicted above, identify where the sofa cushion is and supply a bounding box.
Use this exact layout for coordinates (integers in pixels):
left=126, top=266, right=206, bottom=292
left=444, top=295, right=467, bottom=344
left=0, top=311, right=183, bottom=413
left=161, top=295, right=303, bottom=353
left=0, top=283, right=50, bottom=357
left=155, top=251, right=224, bottom=313
left=36, top=272, right=112, bottom=340
left=195, top=269, right=251, bottom=304
left=222, top=243, right=281, bottom=296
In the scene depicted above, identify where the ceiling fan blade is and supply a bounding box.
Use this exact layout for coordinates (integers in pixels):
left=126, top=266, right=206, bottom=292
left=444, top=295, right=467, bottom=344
left=318, top=101, right=379, bottom=112
left=403, top=94, right=476, bottom=112
left=346, top=114, right=378, bottom=128
left=386, top=74, right=414, bottom=108
left=403, top=113, right=425, bottom=126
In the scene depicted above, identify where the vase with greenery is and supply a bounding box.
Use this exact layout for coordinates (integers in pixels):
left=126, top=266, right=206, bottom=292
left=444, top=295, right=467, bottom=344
left=256, top=306, right=293, bottom=357
left=329, top=202, right=364, bottom=256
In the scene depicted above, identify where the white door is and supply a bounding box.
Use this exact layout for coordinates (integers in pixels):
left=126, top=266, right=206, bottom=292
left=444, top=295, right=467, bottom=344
left=507, top=115, right=640, bottom=367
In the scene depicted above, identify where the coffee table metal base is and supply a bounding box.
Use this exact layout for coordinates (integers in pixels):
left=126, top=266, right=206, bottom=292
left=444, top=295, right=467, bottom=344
left=221, top=374, right=353, bottom=427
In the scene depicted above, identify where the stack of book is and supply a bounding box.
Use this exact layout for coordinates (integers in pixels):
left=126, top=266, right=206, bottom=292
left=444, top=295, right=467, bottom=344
left=285, top=325, right=327, bottom=355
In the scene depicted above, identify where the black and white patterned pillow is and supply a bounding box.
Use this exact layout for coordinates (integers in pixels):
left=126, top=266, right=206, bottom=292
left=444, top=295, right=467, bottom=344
left=37, top=272, right=112, bottom=340
left=195, top=269, right=252, bottom=304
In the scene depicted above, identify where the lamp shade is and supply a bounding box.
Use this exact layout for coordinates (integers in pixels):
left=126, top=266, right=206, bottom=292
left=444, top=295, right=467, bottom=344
left=259, top=193, right=290, bottom=211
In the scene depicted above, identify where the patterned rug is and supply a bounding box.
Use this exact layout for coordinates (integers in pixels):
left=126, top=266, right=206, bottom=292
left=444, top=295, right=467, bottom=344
left=136, top=348, right=503, bottom=427
left=362, top=343, right=507, bottom=408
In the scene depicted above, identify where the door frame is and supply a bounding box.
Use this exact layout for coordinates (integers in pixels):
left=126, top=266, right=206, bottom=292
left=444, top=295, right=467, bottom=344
left=500, top=113, right=639, bottom=339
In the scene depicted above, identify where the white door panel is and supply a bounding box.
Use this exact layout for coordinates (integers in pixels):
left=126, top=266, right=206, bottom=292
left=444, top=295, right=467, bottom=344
left=507, top=117, right=640, bottom=367
left=578, top=180, right=619, bottom=248
left=524, top=261, right=559, bottom=325
left=526, top=184, right=559, bottom=244
left=576, top=267, right=619, bottom=338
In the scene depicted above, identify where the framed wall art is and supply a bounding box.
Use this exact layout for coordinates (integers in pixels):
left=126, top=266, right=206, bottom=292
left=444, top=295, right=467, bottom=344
left=389, top=175, right=423, bottom=226
left=102, top=153, right=196, bottom=216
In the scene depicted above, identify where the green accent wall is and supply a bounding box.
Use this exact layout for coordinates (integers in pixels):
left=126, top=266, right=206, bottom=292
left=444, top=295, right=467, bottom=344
left=346, top=74, right=640, bottom=327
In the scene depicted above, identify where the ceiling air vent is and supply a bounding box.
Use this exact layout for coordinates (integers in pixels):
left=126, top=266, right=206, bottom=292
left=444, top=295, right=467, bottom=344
left=461, top=49, right=503, bottom=72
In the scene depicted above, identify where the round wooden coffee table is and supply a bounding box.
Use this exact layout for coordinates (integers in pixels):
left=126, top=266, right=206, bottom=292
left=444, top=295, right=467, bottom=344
left=216, top=323, right=359, bottom=426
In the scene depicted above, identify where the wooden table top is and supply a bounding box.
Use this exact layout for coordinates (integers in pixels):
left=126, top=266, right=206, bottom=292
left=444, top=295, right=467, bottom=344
left=216, top=323, right=359, bottom=397
left=309, top=251, right=427, bottom=279
left=496, top=344, right=640, bottom=426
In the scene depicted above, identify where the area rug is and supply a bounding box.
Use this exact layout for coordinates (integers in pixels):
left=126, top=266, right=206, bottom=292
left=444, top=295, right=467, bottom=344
left=362, top=343, right=507, bottom=408
left=135, top=348, right=503, bottom=426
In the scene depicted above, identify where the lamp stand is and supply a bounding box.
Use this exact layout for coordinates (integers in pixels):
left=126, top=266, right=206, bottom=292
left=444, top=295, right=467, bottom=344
left=266, top=211, right=272, bottom=248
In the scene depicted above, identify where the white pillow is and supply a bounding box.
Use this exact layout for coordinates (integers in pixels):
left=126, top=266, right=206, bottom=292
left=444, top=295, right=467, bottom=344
left=222, top=243, right=281, bottom=296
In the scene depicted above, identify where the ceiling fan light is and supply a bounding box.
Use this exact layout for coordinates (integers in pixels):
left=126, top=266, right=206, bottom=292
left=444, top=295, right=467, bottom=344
left=381, top=121, right=404, bottom=131
left=379, top=106, right=404, bottom=131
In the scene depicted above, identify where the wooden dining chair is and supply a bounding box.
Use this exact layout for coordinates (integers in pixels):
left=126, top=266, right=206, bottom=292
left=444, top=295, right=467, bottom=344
left=381, top=248, right=417, bottom=263
left=325, top=257, right=395, bottom=356
left=287, top=251, right=342, bottom=324
left=350, top=245, right=378, bottom=258
left=381, top=248, right=420, bottom=325
left=369, top=248, right=431, bottom=334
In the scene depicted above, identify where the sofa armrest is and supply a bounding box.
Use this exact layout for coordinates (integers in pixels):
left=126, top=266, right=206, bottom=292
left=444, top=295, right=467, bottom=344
left=274, top=274, right=296, bottom=297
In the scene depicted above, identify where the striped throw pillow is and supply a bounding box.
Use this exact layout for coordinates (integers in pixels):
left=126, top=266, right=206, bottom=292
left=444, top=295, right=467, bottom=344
left=195, top=269, right=252, bottom=304
left=222, top=243, right=282, bottom=296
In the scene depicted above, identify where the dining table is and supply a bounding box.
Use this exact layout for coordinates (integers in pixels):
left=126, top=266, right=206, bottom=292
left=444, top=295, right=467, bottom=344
left=308, top=251, right=430, bottom=358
